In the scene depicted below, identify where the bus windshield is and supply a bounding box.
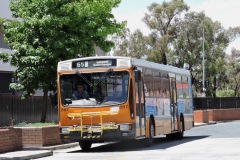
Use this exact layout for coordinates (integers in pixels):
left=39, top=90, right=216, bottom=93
left=60, top=70, right=129, bottom=107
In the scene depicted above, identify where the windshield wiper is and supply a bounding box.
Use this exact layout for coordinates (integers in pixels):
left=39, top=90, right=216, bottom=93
left=76, top=68, right=112, bottom=87
left=96, top=97, right=108, bottom=105
left=95, top=68, right=113, bottom=85
left=76, top=71, right=93, bottom=87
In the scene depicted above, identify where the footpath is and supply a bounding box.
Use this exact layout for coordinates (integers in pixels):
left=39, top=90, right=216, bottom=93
left=0, top=123, right=213, bottom=160
left=0, top=142, right=79, bottom=160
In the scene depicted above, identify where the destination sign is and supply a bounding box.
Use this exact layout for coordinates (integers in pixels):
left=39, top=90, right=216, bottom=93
left=72, top=59, right=116, bottom=68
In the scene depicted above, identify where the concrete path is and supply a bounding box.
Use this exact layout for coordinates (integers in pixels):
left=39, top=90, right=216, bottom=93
left=0, top=143, right=79, bottom=160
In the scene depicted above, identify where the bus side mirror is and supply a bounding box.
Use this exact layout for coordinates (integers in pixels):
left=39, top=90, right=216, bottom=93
left=134, top=70, right=141, bottom=82
left=64, top=98, right=72, bottom=105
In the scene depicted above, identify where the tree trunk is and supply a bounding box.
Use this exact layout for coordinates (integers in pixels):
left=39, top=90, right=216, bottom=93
left=234, top=85, right=238, bottom=98
left=162, top=52, right=167, bottom=65
left=40, top=91, right=48, bottom=123
left=213, top=77, right=217, bottom=98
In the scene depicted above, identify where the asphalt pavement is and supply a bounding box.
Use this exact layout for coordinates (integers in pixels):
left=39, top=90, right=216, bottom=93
left=0, top=123, right=210, bottom=160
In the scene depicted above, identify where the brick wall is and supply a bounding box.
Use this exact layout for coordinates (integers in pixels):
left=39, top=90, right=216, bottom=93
left=21, top=126, right=62, bottom=147
left=194, top=109, right=240, bottom=123
left=0, top=127, right=22, bottom=153
left=0, top=126, right=61, bottom=153
left=22, top=127, right=43, bottom=147
left=42, top=126, right=62, bottom=146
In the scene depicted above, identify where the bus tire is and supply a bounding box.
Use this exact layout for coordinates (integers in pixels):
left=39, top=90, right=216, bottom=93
left=166, top=133, right=174, bottom=140
left=166, top=116, right=184, bottom=140
left=146, top=119, right=154, bottom=147
left=79, top=141, right=92, bottom=151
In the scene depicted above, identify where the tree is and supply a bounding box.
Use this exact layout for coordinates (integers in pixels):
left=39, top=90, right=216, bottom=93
left=142, top=0, right=189, bottom=64
left=225, top=48, right=240, bottom=97
left=110, top=1, right=240, bottom=98
left=0, top=0, right=125, bottom=122
left=112, top=28, right=148, bottom=58
left=168, top=11, right=229, bottom=97
left=227, top=26, right=240, bottom=42
left=113, top=0, right=189, bottom=63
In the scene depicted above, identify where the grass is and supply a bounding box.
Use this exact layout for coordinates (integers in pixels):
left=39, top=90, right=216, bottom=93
left=14, top=122, right=56, bottom=127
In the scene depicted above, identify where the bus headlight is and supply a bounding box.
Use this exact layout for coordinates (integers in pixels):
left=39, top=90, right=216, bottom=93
left=120, top=124, right=132, bottom=131
left=61, top=127, right=70, bottom=134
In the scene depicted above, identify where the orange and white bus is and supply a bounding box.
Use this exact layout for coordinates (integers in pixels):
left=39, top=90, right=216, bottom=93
left=57, top=56, right=194, bottom=150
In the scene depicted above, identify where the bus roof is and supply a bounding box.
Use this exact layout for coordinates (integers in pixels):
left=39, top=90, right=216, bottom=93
left=131, top=57, right=190, bottom=76
left=57, top=56, right=190, bottom=76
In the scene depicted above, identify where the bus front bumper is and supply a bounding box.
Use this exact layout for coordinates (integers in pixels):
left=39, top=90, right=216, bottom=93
left=60, top=124, right=136, bottom=142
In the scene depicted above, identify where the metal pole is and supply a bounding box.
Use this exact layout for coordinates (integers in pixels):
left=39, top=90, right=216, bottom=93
left=202, top=26, right=206, bottom=97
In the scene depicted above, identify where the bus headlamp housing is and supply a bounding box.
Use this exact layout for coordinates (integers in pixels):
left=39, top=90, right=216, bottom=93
left=120, top=124, right=132, bottom=131
left=61, top=127, right=70, bottom=134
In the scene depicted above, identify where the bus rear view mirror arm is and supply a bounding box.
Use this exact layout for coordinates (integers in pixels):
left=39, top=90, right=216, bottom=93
left=134, top=70, right=141, bottom=82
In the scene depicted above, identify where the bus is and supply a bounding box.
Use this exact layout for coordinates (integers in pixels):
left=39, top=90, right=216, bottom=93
left=57, top=56, right=194, bottom=150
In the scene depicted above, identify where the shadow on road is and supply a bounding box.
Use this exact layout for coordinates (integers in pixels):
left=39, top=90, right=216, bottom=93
left=69, top=135, right=209, bottom=153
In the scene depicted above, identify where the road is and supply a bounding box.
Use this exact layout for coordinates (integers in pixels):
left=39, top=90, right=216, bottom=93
left=38, top=121, right=240, bottom=160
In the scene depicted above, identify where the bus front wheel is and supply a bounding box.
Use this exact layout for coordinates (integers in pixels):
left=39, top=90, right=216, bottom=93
left=79, top=141, right=92, bottom=151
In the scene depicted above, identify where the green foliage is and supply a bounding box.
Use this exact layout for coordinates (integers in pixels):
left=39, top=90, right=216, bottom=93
left=216, top=90, right=235, bottom=97
left=0, top=0, right=125, bottom=98
left=14, top=122, right=56, bottom=127
left=143, top=0, right=189, bottom=64
left=0, top=51, right=10, bottom=62
left=112, top=28, right=148, bottom=58
left=224, top=49, right=240, bottom=97
left=170, top=11, right=229, bottom=97
left=112, top=1, right=239, bottom=97
left=112, top=0, right=189, bottom=64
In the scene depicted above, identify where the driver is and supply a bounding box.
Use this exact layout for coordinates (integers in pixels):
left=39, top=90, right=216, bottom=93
left=72, top=83, right=89, bottom=100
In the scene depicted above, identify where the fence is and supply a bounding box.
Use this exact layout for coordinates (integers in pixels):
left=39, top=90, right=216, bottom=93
left=193, top=97, right=240, bottom=110
left=0, top=93, right=58, bottom=127
left=1, top=94, right=240, bottom=126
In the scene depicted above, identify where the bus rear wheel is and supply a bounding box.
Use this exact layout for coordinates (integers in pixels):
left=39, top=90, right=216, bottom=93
left=166, top=117, right=184, bottom=140
left=79, top=141, right=92, bottom=151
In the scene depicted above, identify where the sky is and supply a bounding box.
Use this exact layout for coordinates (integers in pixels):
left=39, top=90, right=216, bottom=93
left=112, top=0, right=240, bottom=53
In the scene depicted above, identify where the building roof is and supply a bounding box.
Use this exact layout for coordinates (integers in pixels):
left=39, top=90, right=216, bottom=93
left=0, top=0, right=12, bottom=21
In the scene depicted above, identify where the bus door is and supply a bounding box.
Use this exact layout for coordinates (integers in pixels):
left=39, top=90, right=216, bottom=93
left=134, top=70, right=146, bottom=137
left=169, top=77, right=177, bottom=131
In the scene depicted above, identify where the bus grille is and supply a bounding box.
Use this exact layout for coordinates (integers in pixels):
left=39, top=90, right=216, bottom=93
left=67, top=111, right=119, bottom=138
